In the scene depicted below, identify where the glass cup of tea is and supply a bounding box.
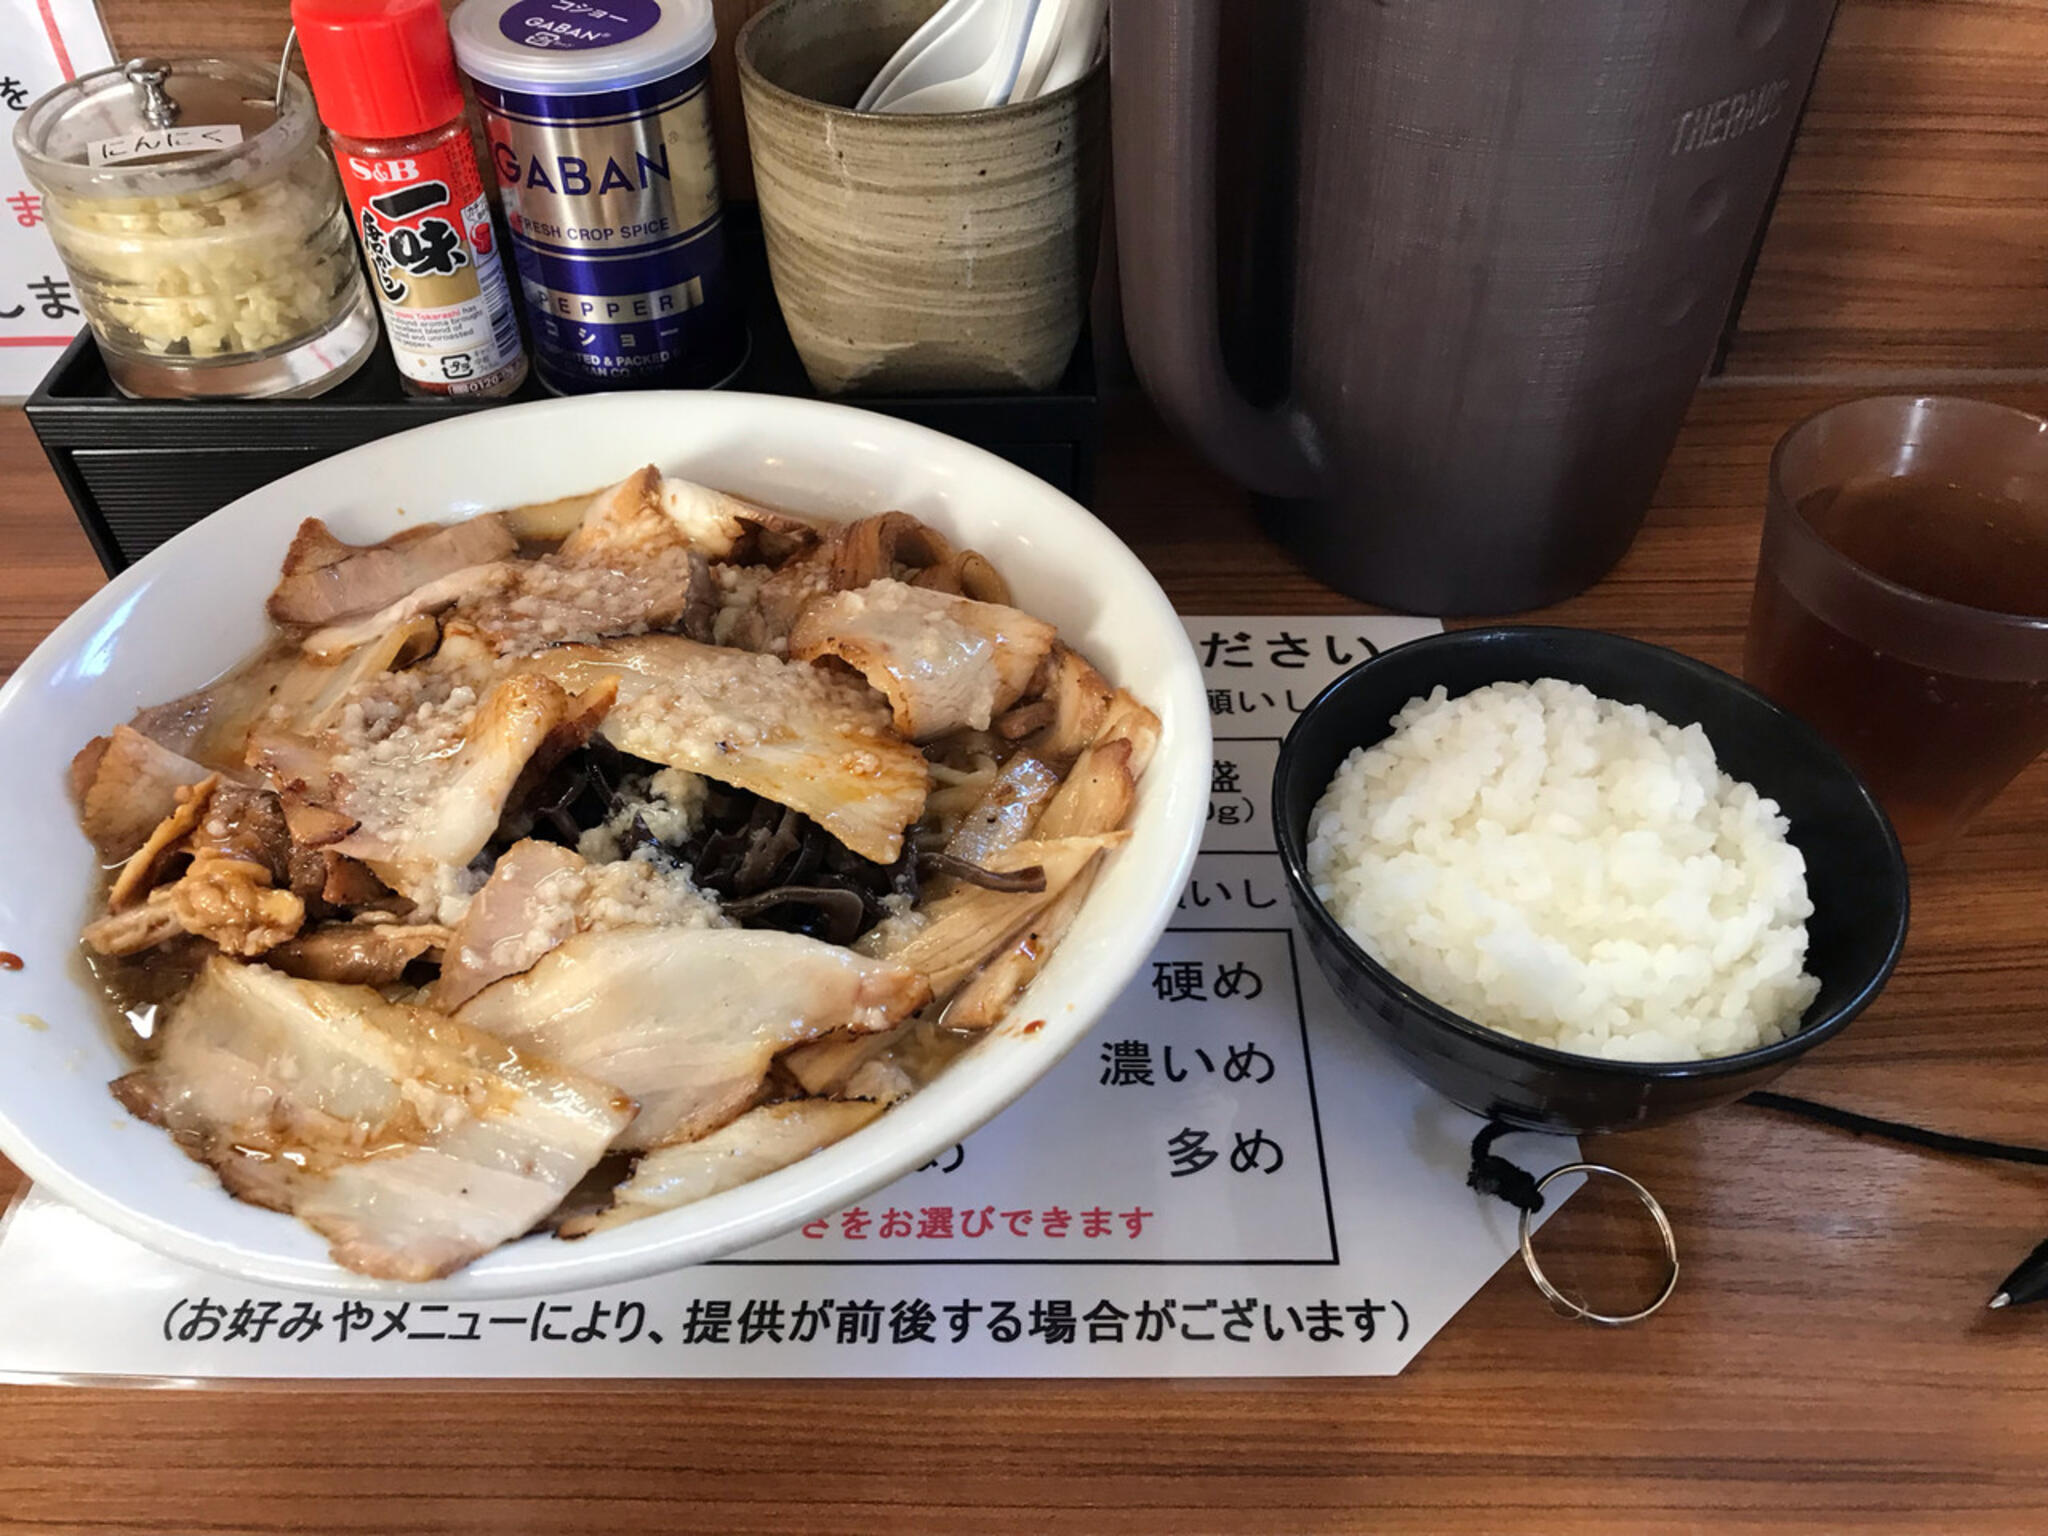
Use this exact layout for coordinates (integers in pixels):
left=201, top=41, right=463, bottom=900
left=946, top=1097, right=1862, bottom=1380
left=1744, top=395, right=2048, bottom=853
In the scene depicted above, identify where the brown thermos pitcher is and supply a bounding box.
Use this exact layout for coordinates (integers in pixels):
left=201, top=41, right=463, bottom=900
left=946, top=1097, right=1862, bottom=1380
left=1111, top=0, right=1837, bottom=614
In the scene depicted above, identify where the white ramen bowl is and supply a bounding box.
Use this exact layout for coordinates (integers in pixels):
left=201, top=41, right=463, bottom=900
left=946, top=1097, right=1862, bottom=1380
left=0, top=391, right=1208, bottom=1298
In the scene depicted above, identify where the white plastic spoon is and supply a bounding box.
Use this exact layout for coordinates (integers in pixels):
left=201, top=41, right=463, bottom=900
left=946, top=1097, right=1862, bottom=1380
left=870, top=0, right=1040, bottom=114
left=857, top=0, right=979, bottom=113
left=1006, top=0, right=1074, bottom=105
left=1037, top=0, right=1106, bottom=94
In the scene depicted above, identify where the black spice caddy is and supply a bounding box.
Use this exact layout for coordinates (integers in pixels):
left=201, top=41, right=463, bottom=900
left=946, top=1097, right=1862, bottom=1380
left=26, top=208, right=1099, bottom=574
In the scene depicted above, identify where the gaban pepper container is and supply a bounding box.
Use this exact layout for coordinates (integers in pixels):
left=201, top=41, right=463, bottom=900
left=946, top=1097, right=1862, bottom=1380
left=448, top=0, right=747, bottom=393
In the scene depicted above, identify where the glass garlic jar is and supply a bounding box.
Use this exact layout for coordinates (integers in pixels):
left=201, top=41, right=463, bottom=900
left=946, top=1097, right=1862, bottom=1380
left=14, top=57, right=379, bottom=398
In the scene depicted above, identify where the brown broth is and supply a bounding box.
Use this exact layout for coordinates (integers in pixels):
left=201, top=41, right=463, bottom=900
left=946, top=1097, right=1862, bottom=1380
left=79, top=933, right=209, bottom=1064
left=888, top=1020, right=981, bottom=1088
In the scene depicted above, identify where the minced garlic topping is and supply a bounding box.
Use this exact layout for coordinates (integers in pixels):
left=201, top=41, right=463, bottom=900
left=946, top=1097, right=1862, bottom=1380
left=459, top=849, right=725, bottom=981
left=711, top=563, right=773, bottom=648
left=328, top=676, right=481, bottom=850
left=576, top=768, right=710, bottom=863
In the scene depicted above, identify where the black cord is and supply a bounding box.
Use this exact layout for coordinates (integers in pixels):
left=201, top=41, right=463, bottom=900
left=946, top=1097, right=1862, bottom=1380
left=1467, top=1121, right=1548, bottom=1213
left=1465, top=1092, right=2048, bottom=1222
left=1738, top=1090, right=2048, bottom=1166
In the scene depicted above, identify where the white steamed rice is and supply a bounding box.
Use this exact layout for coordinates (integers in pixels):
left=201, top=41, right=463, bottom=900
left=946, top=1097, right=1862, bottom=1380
left=1306, top=678, right=1821, bottom=1062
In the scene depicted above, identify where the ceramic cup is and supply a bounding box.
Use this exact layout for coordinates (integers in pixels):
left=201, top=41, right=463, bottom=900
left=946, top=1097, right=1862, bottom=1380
left=736, top=0, right=1105, bottom=395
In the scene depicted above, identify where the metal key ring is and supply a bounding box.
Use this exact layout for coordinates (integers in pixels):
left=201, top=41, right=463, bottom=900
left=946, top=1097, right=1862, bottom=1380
left=1516, top=1162, right=1680, bottom=1326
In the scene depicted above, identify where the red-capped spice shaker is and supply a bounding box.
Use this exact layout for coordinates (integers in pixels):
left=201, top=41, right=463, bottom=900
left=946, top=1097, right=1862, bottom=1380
left=292, top=0, right=527, bottom=397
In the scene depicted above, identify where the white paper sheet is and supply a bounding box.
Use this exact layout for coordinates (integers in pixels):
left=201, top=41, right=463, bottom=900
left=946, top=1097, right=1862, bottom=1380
left=0, top=0, right=112, bottom=399
left=0, top=616, right=1580, bottom=1381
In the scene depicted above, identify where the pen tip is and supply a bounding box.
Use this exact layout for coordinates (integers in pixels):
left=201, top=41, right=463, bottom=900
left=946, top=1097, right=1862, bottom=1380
left=1990, top=1292, right=2011, bottom=1310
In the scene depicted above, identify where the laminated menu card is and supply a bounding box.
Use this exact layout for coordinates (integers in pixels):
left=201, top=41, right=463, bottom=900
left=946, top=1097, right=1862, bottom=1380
left=0, top=0, right=110, bottom=398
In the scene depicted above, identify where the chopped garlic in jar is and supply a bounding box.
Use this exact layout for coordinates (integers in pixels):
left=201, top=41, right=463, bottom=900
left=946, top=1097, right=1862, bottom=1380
left=45, top=151, right=360, bottom=357
left=15, top=57, right=376, bottom=396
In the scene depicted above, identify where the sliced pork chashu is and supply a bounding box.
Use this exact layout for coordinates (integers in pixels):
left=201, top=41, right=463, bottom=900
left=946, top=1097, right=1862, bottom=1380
left=521, top=635, right=929, bottom=863
left=561, top=1100, right=884, bottom=1237
left=252, top=668, right=610, bottom=918
left=429, top=839, right=585, bottom=1009
left=789, top=579, right=1057, bottom=740
left=430, top=838, right=726, bottom=1011
left=294, top=475, right=739, bottom=660
left=300, top=548, right=702, bottom=662
left=555, top=466, right=763, bottom=566
left=456, top=926, right=930, bottom=1150
left=300, top=566, right=514, bottom=660
left=440, top=471, right=720, bottom=658
left=454, top=553, right=702, bottom=658
left=268, top=514, right=517, bottom=627
left=112, top=957, right=633, bottom=1281
left=713, top=510, right=992, bottom=656
left=319, top=670, right=566, bottom=865
left=70, top=726, right=215, bottom=862
left=555, top=466, right=674, bottom=564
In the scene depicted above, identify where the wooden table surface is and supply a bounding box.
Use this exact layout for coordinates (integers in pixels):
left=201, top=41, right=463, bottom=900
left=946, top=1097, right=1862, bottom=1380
left=2, top=384, right=2046, bottom=1534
